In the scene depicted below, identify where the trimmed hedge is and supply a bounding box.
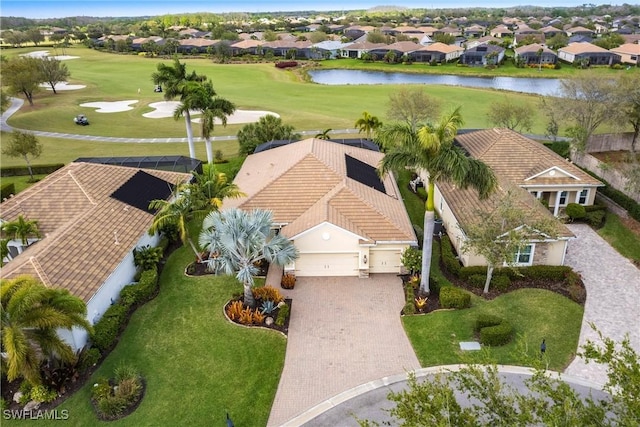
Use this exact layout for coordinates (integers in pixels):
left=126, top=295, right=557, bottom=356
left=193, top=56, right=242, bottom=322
left=475, top=313, right=504, bottom=331
left=586, top=210, right=606, bottom=227
left=582, top=169, right=640, bottom=222
left=1, top=183, right=15, bottom=200
left=439, top=287, right=471, bottom=309
left=475, top=313, right=513, bottom=346
left=440, top=236, right=462, bottom=277
left=0, top=163, right=65, bottom=177
left=468, top=274, right=510, bottom=291
left=119, top=267, right=159, bottom=307
left=275, top=61, right=298, bottom=68
left=566, top=203, right=586, bottom=220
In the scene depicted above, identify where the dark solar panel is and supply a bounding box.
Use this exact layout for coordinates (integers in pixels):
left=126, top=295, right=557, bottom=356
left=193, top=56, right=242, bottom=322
left=110, top=171, right=173, bottom=213
left=345, top=154, right=385, bottom=193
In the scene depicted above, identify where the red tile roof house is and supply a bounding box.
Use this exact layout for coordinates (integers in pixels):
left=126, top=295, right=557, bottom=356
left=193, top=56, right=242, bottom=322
left=223, top=138, right=417, bottom=278
left=0, top=162, right=192, bottom=350
left=558, top=42, right=621, bottom=65
left=418, top=129, right=603, bottom=268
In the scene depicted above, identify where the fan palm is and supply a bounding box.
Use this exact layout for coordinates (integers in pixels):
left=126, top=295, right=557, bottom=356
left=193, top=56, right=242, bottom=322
left=379, top=107, right=497, bottom=294
left=152, top=58, right=206, bottom=158
left=1, top=275, right=92, bottom=385
left=1, top=215, right=41, bottom=246
left=354, top=111, right=382, bottom=140
left=199, top=209, right=298, bottom=307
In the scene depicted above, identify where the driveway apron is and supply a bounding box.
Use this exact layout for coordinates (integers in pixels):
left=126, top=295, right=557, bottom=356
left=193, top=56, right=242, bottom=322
left=564, top=224, right=640, bottom=385
left=267, top=275, right=420, bottom=427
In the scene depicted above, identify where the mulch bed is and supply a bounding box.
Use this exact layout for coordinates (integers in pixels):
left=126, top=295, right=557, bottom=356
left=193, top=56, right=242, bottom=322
left=224, top=298, right=292, bottom=335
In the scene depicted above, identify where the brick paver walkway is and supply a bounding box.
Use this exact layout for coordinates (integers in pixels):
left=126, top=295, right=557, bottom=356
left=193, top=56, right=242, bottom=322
left=267, top=275, right=420, bottom=427
left=564, top=224, right=640, bottom=385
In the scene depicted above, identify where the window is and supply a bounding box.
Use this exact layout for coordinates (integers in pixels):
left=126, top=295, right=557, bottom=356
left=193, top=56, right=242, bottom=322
left=513, top=244, right=534, bottom=266
left=578, top=189, right=589, bottom=205
left=558, top=191, right=568, bottom=206
left=529, top=190, right=540, bottom=198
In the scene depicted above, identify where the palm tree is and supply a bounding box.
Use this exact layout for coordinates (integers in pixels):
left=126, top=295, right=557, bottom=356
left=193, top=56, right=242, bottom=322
left=1, top=215, right=41, bottom=246
left=148, top=184, right=209, bottom=261
left=198, top=209, right=298, bottom=307
left=1, top=275, right=92, bottom=385
left=354, top=111, right=382, bottom=140
left=151, top=58, right=205, bottom=158
left=190, top=164, right=245, bottom=211
left=314, top=128, right=332, bottom=140
left=180, top=80, right=236, bottom=164
left=378, top=108, right=497, bottom=294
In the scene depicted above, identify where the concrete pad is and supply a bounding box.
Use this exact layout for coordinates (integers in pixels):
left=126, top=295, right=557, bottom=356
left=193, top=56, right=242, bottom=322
left=192, top=110, right=280, bottom=125
left=459, top=341, right=481, bottom=351
left=79, top=100, right=138, bottom=113
left=143, top=101, right=200, bottom=118
left=39, top=82, right=86, bottom=91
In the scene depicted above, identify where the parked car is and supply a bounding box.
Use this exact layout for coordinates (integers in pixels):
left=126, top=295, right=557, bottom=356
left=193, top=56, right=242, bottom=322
left=74, top=114, right=89, bottom=125
left=153, top=85, right=162, bottom=93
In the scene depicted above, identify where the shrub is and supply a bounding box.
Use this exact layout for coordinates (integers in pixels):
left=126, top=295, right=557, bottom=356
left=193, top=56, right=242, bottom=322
left=91, top=304, right=128, bottom=352
left=403, top=302, right=416, bottom=315
left=519, top=265, right=571, bottom=281
left=133, top=245, right=163, bottom=270
left=475, top=313, right=504, bottom=331
left=29, top=385, right=57, bottom=403
left=92, top=365, right=142, bottom=420
left=492, top=274, right=511, bottom=292
left=260, top=300, right=277, bottom=315
left=401, top=247, right=422, bottom=274
left=439, top=287, right=471, bottom=309
left=158, top=236, right=170, bottom=253
left=440, top=235, right=462, bottom=277
left=1, top=183, right=15, bottom=200
left=0, top=163, right=64, bottom=177
left=80, top=348, right=102, bottom=370
left=275, top=304, right=289, bottom=326
left=120, top=267, right=159, bottom=307
left=429, top=274, right=443, bottom=295
left=586, top=210, right=606, bottom=227
left=226, top=300, right=244, bottom=321
left=468, top=274, right=486, bottom=289
left=480, top=322, right=514, bottom=346
left=280, top=273, right=296, bottom=289
left=238, top=307, right=254, bottom=325
left=275, top=61, right=298, bottom=68
left=459, top=266, right=487, bottom=280
left=252, top=285, right=284, bottom=303
left=252, top=309, right=265, bottom=324
left=565, top=203, right=586, bottom=220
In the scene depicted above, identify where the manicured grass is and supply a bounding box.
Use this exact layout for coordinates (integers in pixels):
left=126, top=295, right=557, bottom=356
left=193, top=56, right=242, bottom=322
left=0, top=174, right=48, bottom=194
left=4, top=247, right=286, bottom=427
left=598, top=212, right=640, bottom=263
left=403, top=288, right=583, bottom=371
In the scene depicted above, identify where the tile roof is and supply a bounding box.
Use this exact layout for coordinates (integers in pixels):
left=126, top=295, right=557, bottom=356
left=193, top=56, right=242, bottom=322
left=0, top=162, right=191, bottom=302
left=515, top=43, right=555, bottom=55
left=223, top=138, right=416, bottom=244
left=418, top=42, right=464, bottom=54
left=559, top=42, right=611, bottom=54
left=610, top=43, right=640, bottom=55
left=454, top=128, right=603, bottom=187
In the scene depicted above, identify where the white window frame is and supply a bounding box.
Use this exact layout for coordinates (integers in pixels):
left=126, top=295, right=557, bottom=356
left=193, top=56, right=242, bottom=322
left=558, top=191, right=568, bottom=206
left=512, top=243, right=535, bottom=266
left=577, top=188, right=589, bottom=205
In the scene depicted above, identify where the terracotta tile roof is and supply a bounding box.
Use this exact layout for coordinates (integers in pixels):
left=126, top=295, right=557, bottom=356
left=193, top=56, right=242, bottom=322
left=438, top=175, right=574, bottom=238
left=1, top=162, right=191, bottom=302
left=514, top=43, right=555, bottom=55
left=231, top=39, right=264, bottom=49
left=224, top=138, right=416, bottom=244
left=455, top=128, right=603, bottom=188
left=262, top=40, right=312, bottom=49
left=559, top=42, right=610, bottom=54
left=418, top=42, right=464, bottom=54
left=380, top=41, right=422, bottom=52
left=610, top=43, right=640, bottom=55
left=343, top=41, right=387, bottom=50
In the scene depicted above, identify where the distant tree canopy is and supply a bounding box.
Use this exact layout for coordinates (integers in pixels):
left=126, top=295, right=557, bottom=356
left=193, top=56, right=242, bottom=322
left=237, top=115, right=299, bottom=155
left=486, top=97, right=535, bottom=132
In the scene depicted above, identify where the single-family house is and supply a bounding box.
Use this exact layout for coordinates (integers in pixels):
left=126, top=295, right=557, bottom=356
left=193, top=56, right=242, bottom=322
left=369, top=41, right=421, bottom=61
left=465, top=36, right=503, bottom=50
left=341, top=41, right=386, bottom=59
left=540, top=25, right=563, bottom=38
left=261, top=40, right=313, bottom=58
left=311, top=40, right=351, bottom=59
left=0, top=162, right=192, bottom=350
left=565, top=26, right=595, bottom=38
left=422, top=128, right=603, bottom=267
left=558, top=42, right=621, bottom=65
left=223, top=138, right=417, bottom=277
left=459, top=44, right=505, bottom=66
left=610, top=43, right=640, bottom=65
left=230, top=39, right=264, bottom=56
left=412, top=42, right=464, bottom=63
left=343, top=25, right=376, bottom=40
left=490, top=25, right=513, bottom=38
left=178, top=38, right=220, bottom=53
left=514, top=43, right=557, bottom=65
left=463, top=24, right=486, bottom=38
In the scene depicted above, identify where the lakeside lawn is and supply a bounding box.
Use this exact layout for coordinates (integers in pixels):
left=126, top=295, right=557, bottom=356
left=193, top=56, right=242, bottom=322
left=3, top=247, right=286, bottom=427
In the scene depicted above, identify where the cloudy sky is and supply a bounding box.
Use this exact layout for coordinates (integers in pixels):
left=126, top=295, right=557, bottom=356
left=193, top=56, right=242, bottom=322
left=2, top=1, right=595, bottom=19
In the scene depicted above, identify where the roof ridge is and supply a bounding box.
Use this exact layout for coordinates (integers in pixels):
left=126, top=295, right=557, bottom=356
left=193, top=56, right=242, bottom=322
left=67, top=168, right=98, bottom=206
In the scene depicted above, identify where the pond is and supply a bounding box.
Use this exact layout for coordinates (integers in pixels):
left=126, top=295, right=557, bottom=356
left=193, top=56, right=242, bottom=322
left=308, top=69, right=561, bottom=96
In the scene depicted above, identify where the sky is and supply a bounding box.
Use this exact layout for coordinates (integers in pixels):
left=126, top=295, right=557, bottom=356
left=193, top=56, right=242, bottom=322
left=0, top=0, right=607, bottom=20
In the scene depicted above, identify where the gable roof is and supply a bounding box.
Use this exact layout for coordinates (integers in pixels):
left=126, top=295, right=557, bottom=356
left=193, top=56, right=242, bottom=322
left=454, top=128, right=603, bottom=187
left=515, top=43, right=556, bottom=55
left=223, top=138, right=416, bottom=244
left=0, top=162, right=191, bottom=302
left=418, top=42, right=464, bottom=54
left=559, top=42, right=611, bottom=54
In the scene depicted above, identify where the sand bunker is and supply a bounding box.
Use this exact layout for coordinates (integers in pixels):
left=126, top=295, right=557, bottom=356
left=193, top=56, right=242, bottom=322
left=144, top=101, right=278, bottom=124
left=79, top=100, right=138, bottom=113
left=20, top=50, right=79, bottom=60
left=39, top=82, right=86, bottom=91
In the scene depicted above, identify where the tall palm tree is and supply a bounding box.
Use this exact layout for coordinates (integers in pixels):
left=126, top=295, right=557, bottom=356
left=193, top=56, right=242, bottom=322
left=190, top=165, right=245, bottom=211
left=198, top=209, right=298, bottom=307
left=1, top=275, right=92, bottom=385
left=1, top=215, right=41, bottom=246
left=379, top=108, right=497, bottom=294
left=180, top=80, right=236, bottom=164
left=354, top=111, right=382, bottom=140
left=151, top=58, right=205, bottom=159
left=148, top=184, right=209, bottom=261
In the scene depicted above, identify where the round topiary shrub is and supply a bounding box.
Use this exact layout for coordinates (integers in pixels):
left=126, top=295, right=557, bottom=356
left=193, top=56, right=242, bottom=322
left=491, top=275, right=511, bottom=292
left=565, top=203, right=586, bottom=220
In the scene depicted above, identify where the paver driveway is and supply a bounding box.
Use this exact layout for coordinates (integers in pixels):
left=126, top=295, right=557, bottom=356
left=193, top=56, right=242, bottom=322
left=267, top=275, right=420, bottom=427
left=564, top=224, right=640, bottom=385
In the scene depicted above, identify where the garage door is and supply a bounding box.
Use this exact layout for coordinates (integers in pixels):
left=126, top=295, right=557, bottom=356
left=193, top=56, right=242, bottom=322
left=369, top=250, right=400, bottom=273
left=295, top=253, right=359, bottom=277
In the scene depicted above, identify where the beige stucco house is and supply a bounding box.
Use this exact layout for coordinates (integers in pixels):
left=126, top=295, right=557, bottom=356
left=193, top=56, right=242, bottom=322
left=223, top=138, right=417, bottom=277
left=421, top=128, right=603, bottom=268
left=610, top=43, right=640, bottom=65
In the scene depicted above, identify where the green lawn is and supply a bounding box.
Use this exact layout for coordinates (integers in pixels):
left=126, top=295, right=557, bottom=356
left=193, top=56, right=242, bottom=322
left=0, top=174, right=49, bottom=194
left=598, top=212, right=640, bottom=263
left=403, top=288, right=584, bottom=371
left=4, top=247, right=286, bottom=427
